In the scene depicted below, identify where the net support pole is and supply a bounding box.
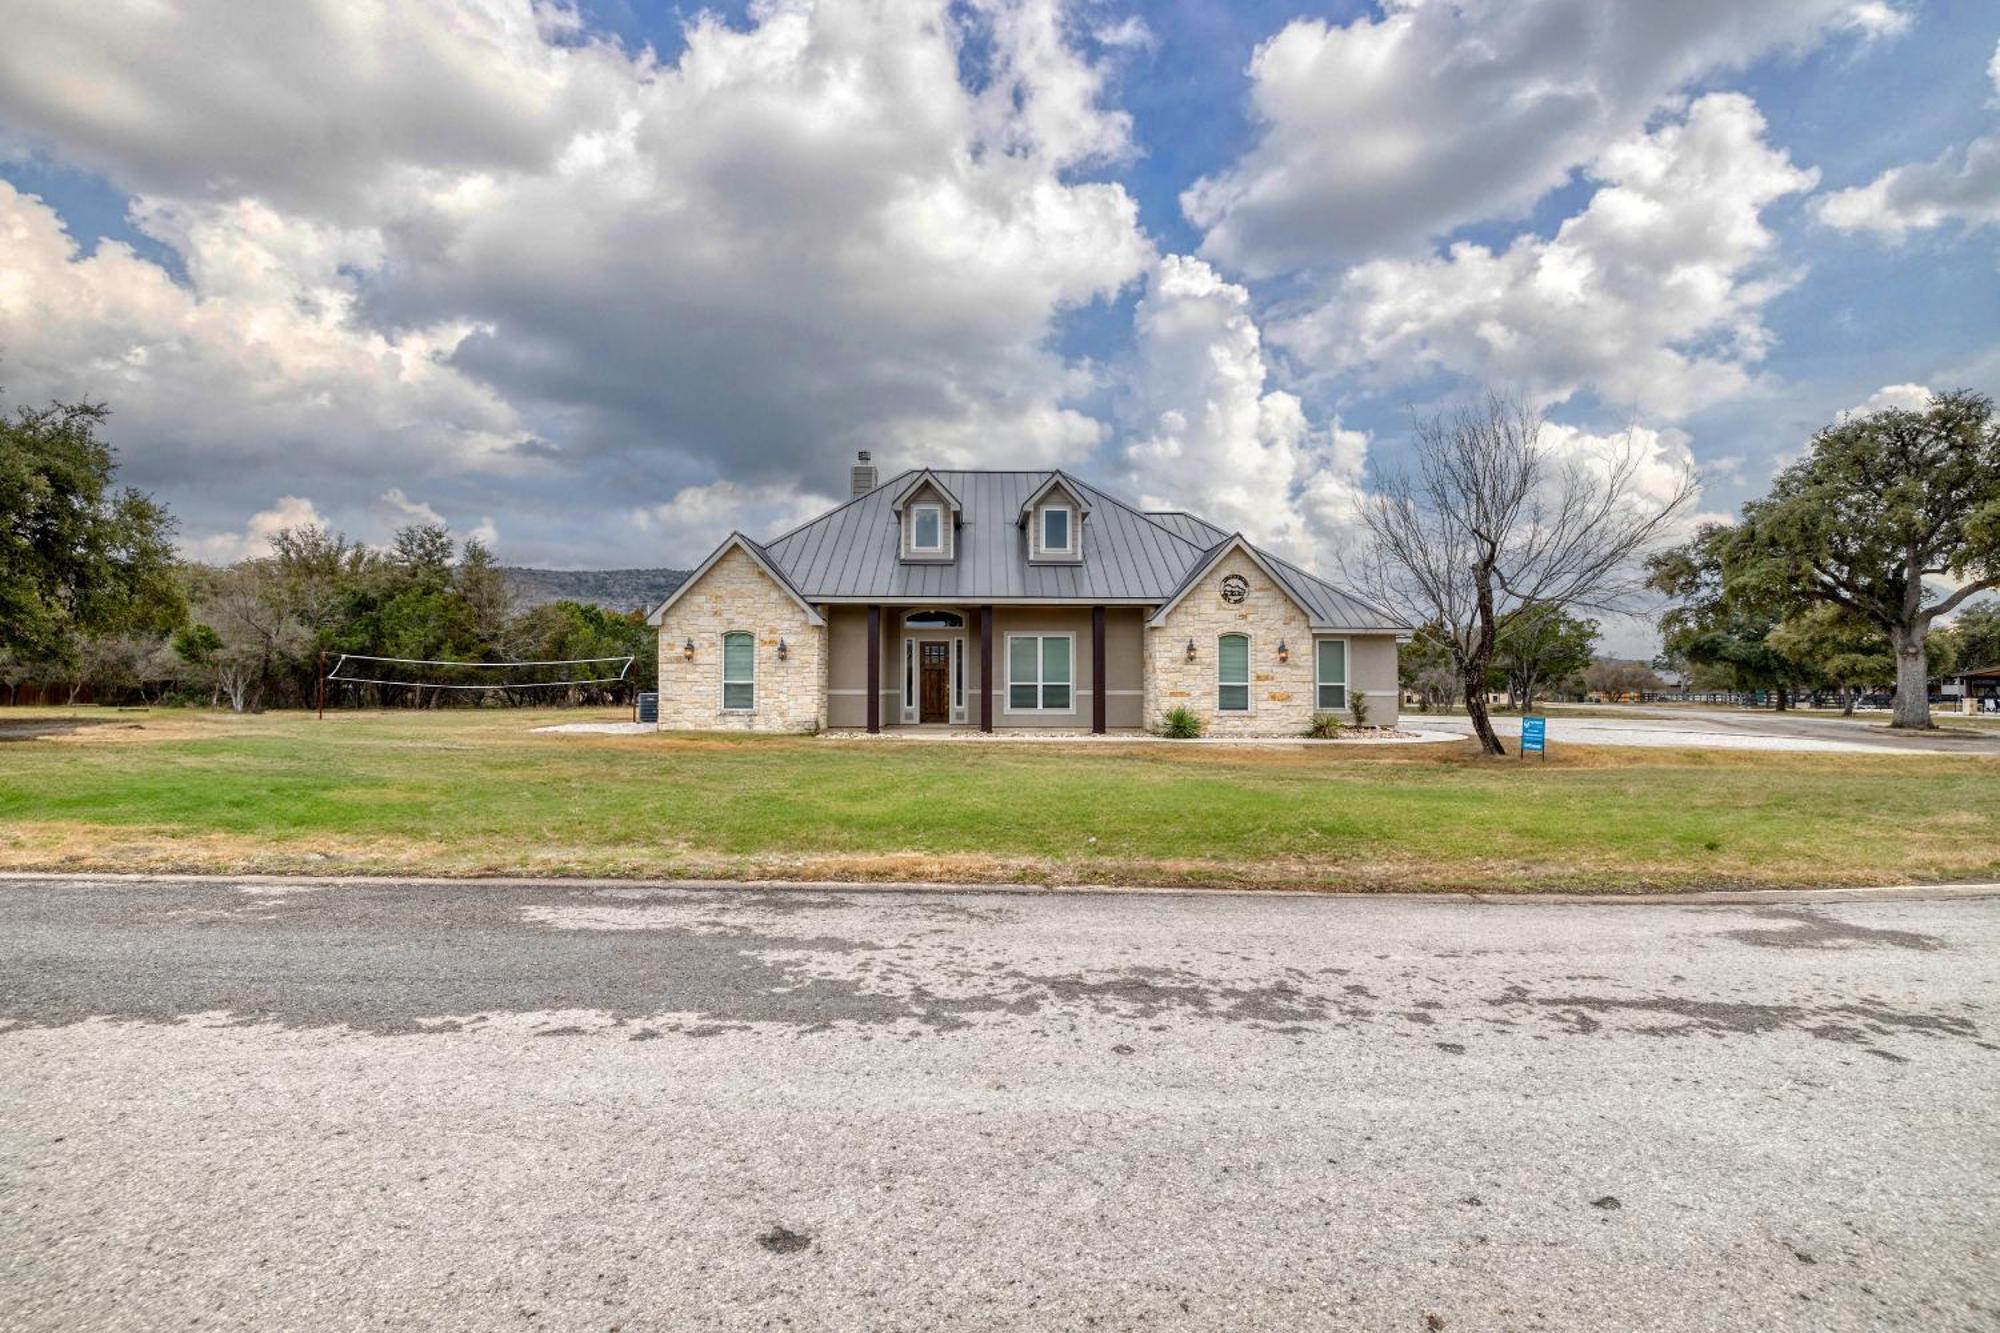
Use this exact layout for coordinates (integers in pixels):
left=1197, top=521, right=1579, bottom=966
left=317, top=651, right=326, bottom=721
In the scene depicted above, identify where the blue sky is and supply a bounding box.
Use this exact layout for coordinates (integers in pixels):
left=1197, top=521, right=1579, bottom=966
left=1, top=0, right=1995, bottom=653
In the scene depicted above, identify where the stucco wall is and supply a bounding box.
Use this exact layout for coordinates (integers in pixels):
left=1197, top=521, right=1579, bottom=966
left=654, top=546, right=824, bottom=732
left=1347, top=636, right=1401, bottom=726
left=1145, top=548, right=1400, bottom=735
left=825, top=605, right=873, bottom=729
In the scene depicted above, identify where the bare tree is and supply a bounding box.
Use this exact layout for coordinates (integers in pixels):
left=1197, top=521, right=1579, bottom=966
left=192, top=561, right=310, bottom=713
left=1345, top=392, right=1696, bottom=755
left=1583, top=659, right=1668, bottom=700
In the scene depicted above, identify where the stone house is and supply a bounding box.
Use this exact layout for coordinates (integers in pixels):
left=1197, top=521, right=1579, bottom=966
left=647, top=456, right=1409, bottom=735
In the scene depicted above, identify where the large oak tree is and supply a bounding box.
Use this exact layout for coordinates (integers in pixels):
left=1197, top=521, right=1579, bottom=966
left=1702, top=390, right=1999, bottom=729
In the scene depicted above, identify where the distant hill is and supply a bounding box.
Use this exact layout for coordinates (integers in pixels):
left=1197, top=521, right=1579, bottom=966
left=498, top=567, right=689, bottom=614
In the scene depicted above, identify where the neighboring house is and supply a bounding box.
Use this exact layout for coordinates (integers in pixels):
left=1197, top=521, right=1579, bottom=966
left=1941, top=665, right=2000, bottom=713
left=647, top=454, right=1409, bottom=735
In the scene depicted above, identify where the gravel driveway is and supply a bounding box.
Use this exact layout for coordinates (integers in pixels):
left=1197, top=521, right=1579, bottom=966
left=2, top=877, right=1995, bottom=1331
left=1422, top=705, right=2000, bottom=754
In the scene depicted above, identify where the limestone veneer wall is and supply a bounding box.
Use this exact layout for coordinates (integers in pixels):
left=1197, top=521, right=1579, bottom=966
left=1144, top=547, right=1400, bottom=735
left=655, top=546, right=824, bottom=732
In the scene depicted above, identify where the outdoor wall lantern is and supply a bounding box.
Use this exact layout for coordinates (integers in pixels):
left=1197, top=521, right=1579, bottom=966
left=778, top=637, right=789, bottom=661
left=1185, top=637, right=1197, bottom=662
left=682, top=639, right=696, bottom=661
left=1277, top=638, right=1290, bottom=663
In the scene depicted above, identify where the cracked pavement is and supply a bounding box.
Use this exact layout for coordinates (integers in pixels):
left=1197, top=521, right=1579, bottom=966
left=1, top=877, right=1995, bottom=1331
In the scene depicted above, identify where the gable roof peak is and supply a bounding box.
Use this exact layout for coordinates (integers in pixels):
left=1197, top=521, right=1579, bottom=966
left=645, top=530, right=824, bottom=627
left=890, top=468, right=962, bottom=514
left=1016, top=471, right=1093, bottom=526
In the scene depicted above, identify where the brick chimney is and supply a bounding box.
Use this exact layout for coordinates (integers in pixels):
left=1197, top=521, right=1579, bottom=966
left=850, top=450, right=877, bottom=498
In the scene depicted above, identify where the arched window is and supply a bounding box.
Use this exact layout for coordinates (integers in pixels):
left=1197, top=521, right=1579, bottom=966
left=904, top=610, right=963, bottom=627
left=1217, top=633, right=1250, bottom=712
left=722, top=632, right=755, bottom=710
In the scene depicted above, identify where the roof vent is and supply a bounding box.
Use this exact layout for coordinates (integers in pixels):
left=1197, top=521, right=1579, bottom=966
left=850, top=450, right=877, bottom=498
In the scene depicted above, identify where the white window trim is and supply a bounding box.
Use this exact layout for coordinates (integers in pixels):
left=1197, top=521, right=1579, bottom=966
left=1315, top=636, right=1350, bottom=713
left=1037, top=504, right=1075, bottom=557
left=953, top=636, right=964, bottom=720
left=1002, top=631, right=1077, bottom=714
left=721, top=630, right=756, bottom=712
left=1217, top=631, right=1252, bottom=713
left=910, top=502, right=945, bottom=554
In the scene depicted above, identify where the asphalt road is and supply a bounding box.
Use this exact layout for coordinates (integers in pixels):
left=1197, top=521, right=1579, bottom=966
left=2, top=877, right=1996, bottom=1332
left=1423, top=704, right=2000, bottom=754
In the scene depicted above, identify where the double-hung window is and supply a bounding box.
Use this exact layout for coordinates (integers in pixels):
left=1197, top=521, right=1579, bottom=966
left=722, top=632, right=755, bottom=710
left=1315, top=639, right=1347, bottom=711
left=1217, top=633, right=1250, bottom=712
left=1007, top=633, right=1072, bottom=711
left=911, top=503, right=943, bottom=553
left=1039, top=505, right=1071, bottom=554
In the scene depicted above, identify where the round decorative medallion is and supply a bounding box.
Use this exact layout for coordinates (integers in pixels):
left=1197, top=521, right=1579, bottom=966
left=1219, top=574, right=1249, bottom=605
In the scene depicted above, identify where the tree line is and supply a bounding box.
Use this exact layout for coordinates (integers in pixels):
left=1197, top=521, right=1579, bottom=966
left=1352, top=387, right=1997, bottom=751
left=9, top=387, right=1994, bottom=728
left=2, top=397, right=656, bottom=711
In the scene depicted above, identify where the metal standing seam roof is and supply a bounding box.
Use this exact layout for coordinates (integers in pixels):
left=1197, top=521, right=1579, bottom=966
left=1142, top=510, right=1227, bottom=546
left=744, top=469, right=1407, bottom=631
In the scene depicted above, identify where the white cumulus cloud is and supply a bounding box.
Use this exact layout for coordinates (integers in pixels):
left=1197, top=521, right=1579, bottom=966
left=0, top=0, right=1150, bottom=564
left=1119, top=255, right=1370, bottom=566
left=629, top=479, right=831, bottom=558
left=1845, top=382, right=1933, bottom=415
left=1815, top=141, right=2000, bottom=239
left=1276, top=94, right=1818, bottom=420
left=183, top=495, right=328, bottom=564
left=1814, top=41, right=2000, bottom=240
left=0, top=180, right=532, bottom=509
left=1182, top=0, right=1890, bottom=275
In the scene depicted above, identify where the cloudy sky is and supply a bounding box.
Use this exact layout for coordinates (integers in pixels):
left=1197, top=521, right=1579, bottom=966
left=3, top=1, right=1996, bottom=635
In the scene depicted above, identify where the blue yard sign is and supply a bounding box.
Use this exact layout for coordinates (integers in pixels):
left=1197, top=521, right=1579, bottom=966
left=1520, top=715, right=1547, bottom=758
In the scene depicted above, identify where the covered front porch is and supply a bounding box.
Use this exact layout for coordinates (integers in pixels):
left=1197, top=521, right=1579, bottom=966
left=823, top=603, right=1147, bottom=733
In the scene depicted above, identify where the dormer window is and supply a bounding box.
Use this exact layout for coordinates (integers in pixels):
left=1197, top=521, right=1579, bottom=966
left=1019, top=475, right=1088, bottom=564
left=891, top=470, right=961, bottom=563
left=1040, top=504, right=1071, bottom=555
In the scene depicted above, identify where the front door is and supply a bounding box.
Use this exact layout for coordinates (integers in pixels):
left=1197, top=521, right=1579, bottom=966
left=919, top=641, right=950, bottom=723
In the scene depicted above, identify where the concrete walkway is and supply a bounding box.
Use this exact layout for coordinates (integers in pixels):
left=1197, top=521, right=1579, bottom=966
left=534, top=720, right=1465, bottom=745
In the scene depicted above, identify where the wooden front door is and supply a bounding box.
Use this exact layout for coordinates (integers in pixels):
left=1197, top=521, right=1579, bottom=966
left=919, top=641, right=950, bottom=723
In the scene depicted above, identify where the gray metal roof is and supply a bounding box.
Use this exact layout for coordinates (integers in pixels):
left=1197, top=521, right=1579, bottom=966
left=1255, top=549, right=1406, bottom=633
left=752, top=468, right=1406, bottom=630
left=1144, top=510, right=1227, bottom=546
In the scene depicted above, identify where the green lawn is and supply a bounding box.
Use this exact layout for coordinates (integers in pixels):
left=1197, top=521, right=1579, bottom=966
left=1, top=707, right=1996, bottom=891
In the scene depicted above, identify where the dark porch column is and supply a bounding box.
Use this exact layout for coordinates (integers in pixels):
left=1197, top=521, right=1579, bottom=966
left=1091, top=605, right=1106, bottom=734
left=979, top=605, right=994, bottom=733
left=866, top=604, right=881, bottom=733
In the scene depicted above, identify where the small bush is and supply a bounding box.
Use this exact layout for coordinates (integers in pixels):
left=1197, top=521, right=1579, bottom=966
left=1157, top=705, right=1205, bottom=739
left=1349, top=689, right=1371, bottom=727
left=1305, top=712, right=1345, bottom=738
